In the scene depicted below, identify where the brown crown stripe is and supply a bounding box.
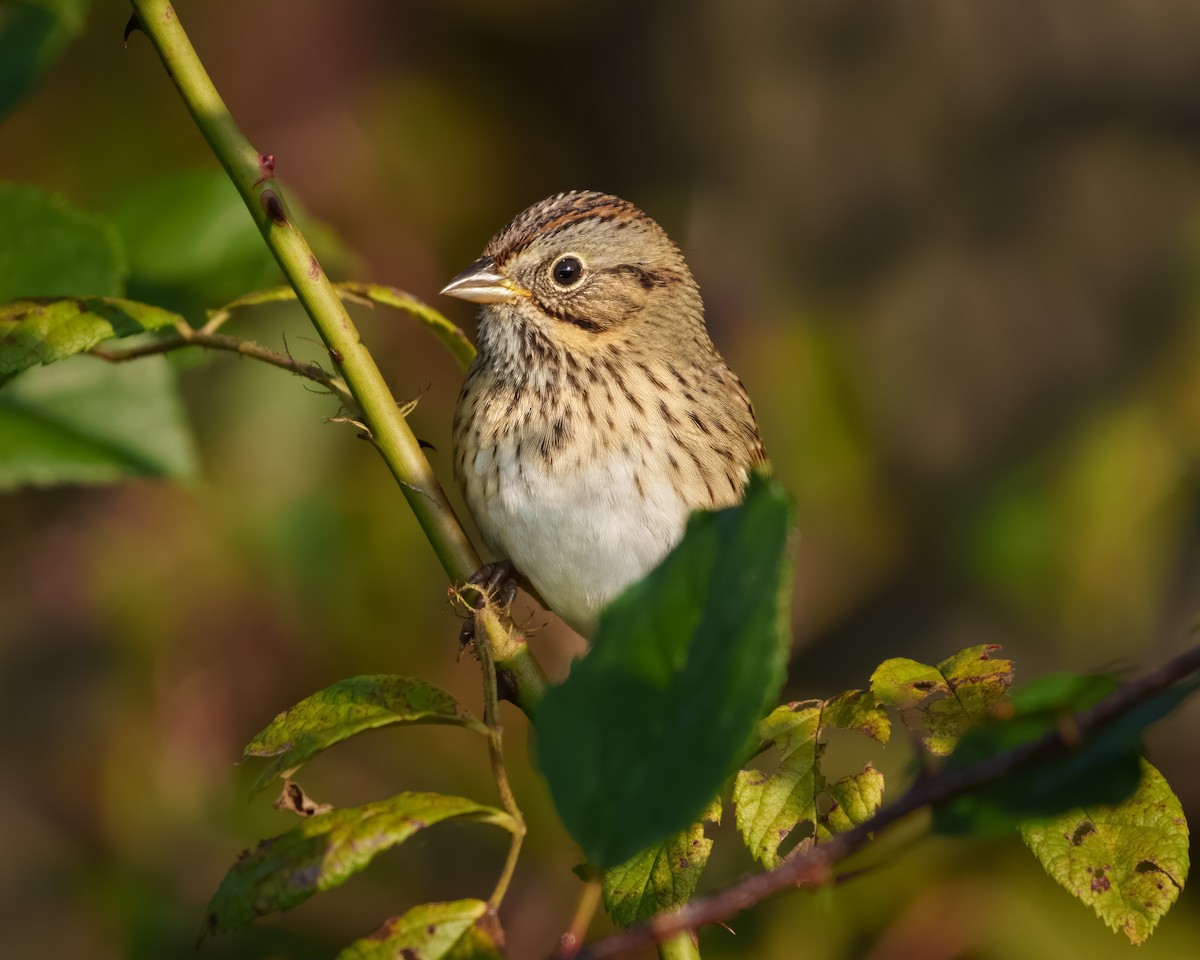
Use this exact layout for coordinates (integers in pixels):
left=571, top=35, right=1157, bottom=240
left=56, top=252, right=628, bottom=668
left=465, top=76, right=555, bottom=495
left=485, top=191, right=655, bottom=265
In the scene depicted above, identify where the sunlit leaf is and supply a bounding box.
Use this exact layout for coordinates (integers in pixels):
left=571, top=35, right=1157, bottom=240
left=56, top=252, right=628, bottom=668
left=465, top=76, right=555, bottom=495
left=0, top=355, right=197, bottom=489
left=603, top=799, right=721, bottom=928
left=870, top=644, right=1013, bottom=755
left=337, top=899, right=504, bottom=960
left=201, top=793, right=514, bottom=939
left=823, top=766, right=886, bottom=835
left=1020, top=759, right=1189, bottom=945
left=0, top=181, right=125, bottom=302
left=0, top=297, right=181, bottom=377
left=537, top=472, right=794, bottom=867
left=734, top=690, right=888, bottom=867
left=244, top=675, right=487, bottom=796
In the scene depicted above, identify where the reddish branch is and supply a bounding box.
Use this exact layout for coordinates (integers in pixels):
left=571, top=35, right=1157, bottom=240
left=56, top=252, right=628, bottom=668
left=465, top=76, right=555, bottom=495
left=572, top=641, right=1200, bottom=959
left=91, top=330, right=353, bottom=404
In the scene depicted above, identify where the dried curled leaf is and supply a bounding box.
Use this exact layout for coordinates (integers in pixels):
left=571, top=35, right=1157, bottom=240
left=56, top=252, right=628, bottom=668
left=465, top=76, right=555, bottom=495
left=273, top=780, right=331, bottom=818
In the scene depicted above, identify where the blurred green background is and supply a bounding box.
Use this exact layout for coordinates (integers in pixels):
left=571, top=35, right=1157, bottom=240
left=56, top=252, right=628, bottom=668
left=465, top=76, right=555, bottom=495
left=2, top=0, right=1199, bottom=957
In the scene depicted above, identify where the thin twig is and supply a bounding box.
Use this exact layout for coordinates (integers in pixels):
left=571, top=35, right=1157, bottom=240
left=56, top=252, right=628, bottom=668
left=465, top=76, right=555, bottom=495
left=91, top=329, right=355, bottom=405
left=552, top=882, right=603, bottom=958
left=572, top=642, right=1200, bottom=959
left=476, top=614, right=527, bottom=910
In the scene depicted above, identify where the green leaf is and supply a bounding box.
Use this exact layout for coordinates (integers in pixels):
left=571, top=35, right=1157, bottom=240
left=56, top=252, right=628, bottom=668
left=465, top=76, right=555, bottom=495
left=107, top=171, right=281, bottom=316
left=201, top=793, right=514, bottom=940
left=337, top=899, right=504, bottom=960
left=536, top=472, right=794, bottom=868
left=107, top=170, right=353, bottom=318
left=734, top=690, right=888, bottom=867
left=0, top=355, right=198, bottom=490
left=0, top=297, right=181, bottom=377
left=603, top=799, right=721, bottom=928
left=0, top=181, right=125, bottom=302
left=1020, top=759, right=1189, bottom=945
left=933, top=675, right=1197, bottom=836
left=870, top=644, right=1013, bottom=756
left=0, top=0, right=89, bottom=122
left=244, top=675, right=487, bottom=796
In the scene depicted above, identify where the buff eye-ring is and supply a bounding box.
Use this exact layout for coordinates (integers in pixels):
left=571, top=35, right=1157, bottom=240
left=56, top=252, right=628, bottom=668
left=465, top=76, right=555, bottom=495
left=551, top=255, right=584, bottom=286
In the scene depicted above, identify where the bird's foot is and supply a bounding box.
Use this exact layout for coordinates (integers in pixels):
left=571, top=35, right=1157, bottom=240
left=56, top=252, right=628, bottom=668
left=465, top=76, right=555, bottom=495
left=457, top=560, right=520, bottom=652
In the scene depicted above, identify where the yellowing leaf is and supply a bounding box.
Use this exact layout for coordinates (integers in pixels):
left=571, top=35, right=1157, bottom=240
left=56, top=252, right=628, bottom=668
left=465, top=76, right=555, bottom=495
left=871, top=644, right=1013, bottom=755
left=603, top=799, right=721, bottom=927
left=201, top=793, right=513, bottom=940
left=0, top=297, right=181, bottom=376
left=1020, top=759, right=1189, bottom=944
left=734, top=690, right=888, bottom=867
left=337, top=900, right=504, bottom=960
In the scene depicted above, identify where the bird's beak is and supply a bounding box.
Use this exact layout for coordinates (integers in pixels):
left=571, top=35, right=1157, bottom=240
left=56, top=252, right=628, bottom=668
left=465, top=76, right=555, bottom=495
left=440, top=256, right=532, bottom=304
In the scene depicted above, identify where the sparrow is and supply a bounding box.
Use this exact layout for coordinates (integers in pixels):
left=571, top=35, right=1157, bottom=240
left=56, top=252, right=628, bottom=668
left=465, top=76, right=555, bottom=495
left=442, top=191, right=765, bottom=638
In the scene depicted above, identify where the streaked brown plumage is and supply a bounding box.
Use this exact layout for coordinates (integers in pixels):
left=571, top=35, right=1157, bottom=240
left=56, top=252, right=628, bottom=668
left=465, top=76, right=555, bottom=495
left=443, top=191, right=765, bottom=637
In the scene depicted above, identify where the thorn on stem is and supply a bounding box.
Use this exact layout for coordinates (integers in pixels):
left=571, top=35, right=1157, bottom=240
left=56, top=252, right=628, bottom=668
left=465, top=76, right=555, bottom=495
left=497, top=669, right=518, bottom=705
left=254, top=152, right=276, bottom=185
left=123, top=14, right=142, bottom=46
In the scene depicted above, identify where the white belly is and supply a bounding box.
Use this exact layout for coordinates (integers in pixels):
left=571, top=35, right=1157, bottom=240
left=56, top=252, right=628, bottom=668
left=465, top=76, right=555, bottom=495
left=465, top=444, right=691, bottom=637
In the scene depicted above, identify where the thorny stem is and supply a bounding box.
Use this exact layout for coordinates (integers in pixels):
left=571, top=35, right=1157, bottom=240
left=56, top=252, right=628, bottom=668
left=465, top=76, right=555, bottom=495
left=476, top=611, right=526, bottom=910
left=572, top=641, right=1200, bottom=959
left=125, top=0, right=547, bottom=711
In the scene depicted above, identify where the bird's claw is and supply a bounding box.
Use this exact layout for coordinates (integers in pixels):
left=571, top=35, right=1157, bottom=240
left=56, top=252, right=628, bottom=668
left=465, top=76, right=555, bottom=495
left=457, top=560, right=519, bottom=654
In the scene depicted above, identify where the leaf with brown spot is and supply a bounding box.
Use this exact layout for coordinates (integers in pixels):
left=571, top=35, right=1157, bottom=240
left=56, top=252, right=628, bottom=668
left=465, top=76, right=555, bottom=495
left=733, top=690, right=889, bottom=867
left=602, top=799, right=721, bottom=928
left=336, top=899, right=504, bottom=960
left=201, top=794, right=514, bottom=940
left=1020, top=759, right=1189, bottom=944
left=871, top=644, right=1013, bottom=755
left=244, top=675, right=486, bottom=796
left=1, top=297, right=183, bottom=377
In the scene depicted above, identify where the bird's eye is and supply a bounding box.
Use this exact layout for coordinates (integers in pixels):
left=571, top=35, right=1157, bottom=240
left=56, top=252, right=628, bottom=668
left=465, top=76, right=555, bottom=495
left=551, top=255, right=583, bottom=286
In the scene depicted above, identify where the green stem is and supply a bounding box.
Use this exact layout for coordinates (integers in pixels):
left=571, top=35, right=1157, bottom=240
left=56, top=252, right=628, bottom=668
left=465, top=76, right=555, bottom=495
left=477, top=621, right=526, bottom=909
left=126, top=0, right=547, bottom=708
left=658, top=933, right=701, bottom=960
